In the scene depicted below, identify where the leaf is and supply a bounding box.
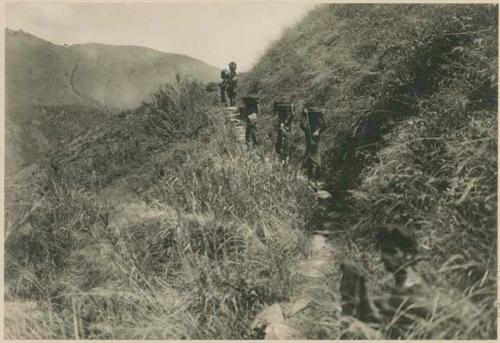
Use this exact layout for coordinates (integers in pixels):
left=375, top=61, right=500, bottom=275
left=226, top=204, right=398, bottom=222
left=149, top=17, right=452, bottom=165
left=455, top=178, right=477, bottom=205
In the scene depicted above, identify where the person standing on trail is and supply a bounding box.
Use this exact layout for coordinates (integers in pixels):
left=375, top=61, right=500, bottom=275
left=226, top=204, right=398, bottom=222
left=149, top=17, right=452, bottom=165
left=227, top=62, right=238, bottom=106
left=219, top=69, right=230, bottom=107
left=300, top=104, right=326, bottom=183
left=242, top=95, right=259, bottom=148
left=273, top=101, right=294, bottom=163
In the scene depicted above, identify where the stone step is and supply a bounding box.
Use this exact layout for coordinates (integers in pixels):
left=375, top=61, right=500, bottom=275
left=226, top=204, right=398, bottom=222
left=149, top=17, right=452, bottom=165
left=282, top=297, right=312, bottom=317
left=251, top=304, right=284, bottom=331
left=265, top=322, right=301, bottom=340
left=251, top=301, right=307, bottom=339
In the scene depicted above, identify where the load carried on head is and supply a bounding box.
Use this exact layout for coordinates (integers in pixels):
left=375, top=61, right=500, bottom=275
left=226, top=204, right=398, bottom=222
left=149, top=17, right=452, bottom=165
left=242, top=95, right=259, bottom=122
left=221, top=69, right=230, bottom=80
left=273, top=102, right=294, bottom=129
left=229, top=61, right=237, bottom=73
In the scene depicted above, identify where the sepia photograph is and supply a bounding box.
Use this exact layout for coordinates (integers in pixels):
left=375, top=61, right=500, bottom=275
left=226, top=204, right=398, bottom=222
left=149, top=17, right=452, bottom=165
left=3, top=1, right=498, bottom=340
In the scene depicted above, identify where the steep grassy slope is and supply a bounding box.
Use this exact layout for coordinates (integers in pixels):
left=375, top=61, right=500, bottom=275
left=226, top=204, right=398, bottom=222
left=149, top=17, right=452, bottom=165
left=244, top=5, right=497, bottom=280
left=6, top=30, right=81, bottom=106
left=239, top=4, right=497, bottom=338
left=5, top=104, right=110, bottom=175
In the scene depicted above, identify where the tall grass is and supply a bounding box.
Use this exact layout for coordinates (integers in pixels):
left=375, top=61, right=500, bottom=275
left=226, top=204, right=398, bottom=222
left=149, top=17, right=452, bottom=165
left=240, top=3, right=497, bottom=339
left=5, top=77, right=315, bottom=339
left=5, top=4, right=497, bottom=340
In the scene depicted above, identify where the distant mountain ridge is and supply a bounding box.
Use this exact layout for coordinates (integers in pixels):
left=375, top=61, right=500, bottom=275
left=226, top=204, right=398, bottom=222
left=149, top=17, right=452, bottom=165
left=5, top=28, right=220, bottom=174
left=5, top=28, right=220, bottom=110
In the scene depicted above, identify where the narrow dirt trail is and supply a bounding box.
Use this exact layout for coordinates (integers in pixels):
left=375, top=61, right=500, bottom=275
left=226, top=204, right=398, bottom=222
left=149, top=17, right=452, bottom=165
left=294, top=234, right=333, bottom=278
left=250, top=231, right=350, bottom=339
left=92, top=105, right=342, bottom=340
left=70, top=58, right=84, bottom=101
left=222, top=105, right=341, bottom=339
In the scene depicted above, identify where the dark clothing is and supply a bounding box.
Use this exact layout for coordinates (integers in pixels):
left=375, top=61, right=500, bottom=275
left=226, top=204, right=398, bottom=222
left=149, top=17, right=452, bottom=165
left=339, top=261, right=382, bottom=324
left=245, top=124, right=258, bottom=147
left=242, top=96, right=259, bottom=148
left=219, top=82, right=228, bottom=107
left=274, top=104, right=294, bottom=161
left=227, top=71, right=237, bottom=106
left=300, top=109, right=326, bottom=180
left=303, top=133, right=321, bottom=180
left=275, top=128, right=289, bottom=161
left=219, top=69, right=230, bottom=107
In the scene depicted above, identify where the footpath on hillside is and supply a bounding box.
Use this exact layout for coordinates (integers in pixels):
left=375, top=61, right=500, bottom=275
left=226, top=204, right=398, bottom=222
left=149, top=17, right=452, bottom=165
left=222, top=105, right=342, bottom=339
left=94, top=105, right=343, bottom=339
left=89, top=104, right=459, bottom=340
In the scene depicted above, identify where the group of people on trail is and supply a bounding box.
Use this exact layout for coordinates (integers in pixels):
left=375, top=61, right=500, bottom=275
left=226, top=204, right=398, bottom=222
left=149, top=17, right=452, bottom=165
left=273, top=101, right=327, bottom=182
left=218, top=63, right=434, bottom=336
left=219, top=61, right=327, bottom=184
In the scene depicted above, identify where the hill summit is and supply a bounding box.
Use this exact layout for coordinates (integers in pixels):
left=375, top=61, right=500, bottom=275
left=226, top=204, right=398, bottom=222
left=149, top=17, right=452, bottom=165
left=5, top=28, right=220, bottom=110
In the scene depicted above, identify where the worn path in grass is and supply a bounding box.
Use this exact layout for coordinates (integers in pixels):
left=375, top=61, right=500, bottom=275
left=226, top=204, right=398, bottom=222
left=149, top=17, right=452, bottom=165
left=250, top=230, right=357, bottom=339
left=90, top=105, right=342, bottom=340
left=222, top=105, right=344, bottom=339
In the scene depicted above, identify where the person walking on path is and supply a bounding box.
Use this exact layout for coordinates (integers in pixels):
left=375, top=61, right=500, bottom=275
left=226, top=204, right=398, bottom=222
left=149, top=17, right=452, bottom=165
left=241, top=95, right=259, bottom=148
left=227, top=62, right=238, bottom=106
left=300, top=104, right=326, bottom=183
left=219, top=69, right=230, bottom=107
left=273, top=101, right=294, bottom=164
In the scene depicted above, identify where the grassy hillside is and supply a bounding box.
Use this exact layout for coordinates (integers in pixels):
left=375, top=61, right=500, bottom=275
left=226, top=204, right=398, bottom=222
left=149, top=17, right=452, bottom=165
left=239, top=3, right=497, bottom=338
left=67, top=43, right=220, bottom=110
left=242, top=3, right=497, bottom=289
left=5, top=104, right=110, bottom=175
left=5, top=78, right=316, bottom=339
left=6, top=28, right=219, bottom=109
left=6, top=29, right=82, bottom=107
left=4, top=4, right=497, bottom=340
left=5, top=28, right=220, bottom=173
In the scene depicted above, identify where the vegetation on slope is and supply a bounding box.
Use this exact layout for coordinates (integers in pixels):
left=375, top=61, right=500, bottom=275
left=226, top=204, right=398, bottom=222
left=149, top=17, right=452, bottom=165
left=5, top=28, right=220, bottom=173
left=5, top=104, right=110, bottom=175
left=5, top=78, right=315, bottom=339
left=5, top=4, right=497, bottom=340
left=240, top=3, right=497, bottom=338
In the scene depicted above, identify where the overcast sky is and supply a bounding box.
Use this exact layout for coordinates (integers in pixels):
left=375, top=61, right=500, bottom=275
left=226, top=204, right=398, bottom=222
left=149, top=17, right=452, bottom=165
left=6, top=2, right=317, bottom=71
